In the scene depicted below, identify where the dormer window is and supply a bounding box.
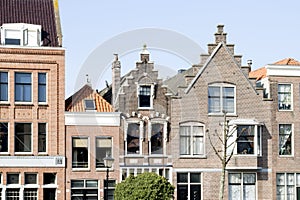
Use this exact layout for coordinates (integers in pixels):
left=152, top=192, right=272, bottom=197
left=84, top=99, right=96, bottom=111
left=1, top=23, right=41, bottom=47
left=138, top=85, right=154, bottom=109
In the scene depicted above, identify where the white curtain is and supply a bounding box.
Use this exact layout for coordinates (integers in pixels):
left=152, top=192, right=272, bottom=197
left=180, top=126, right=190, bottom=154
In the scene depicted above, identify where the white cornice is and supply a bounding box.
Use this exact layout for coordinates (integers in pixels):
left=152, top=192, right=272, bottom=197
left=266, top=64, right=300, bottom=77
left=65, top=112, right=121, bottom=126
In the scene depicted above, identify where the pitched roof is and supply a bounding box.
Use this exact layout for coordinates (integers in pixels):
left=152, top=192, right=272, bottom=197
left=249, top=67, right=267, bottom=80
left=273, top=58, right=300, bottom=66
left=65, top=84, right=113, bottom=112
left=249, top=58, right=300, bottom=80
left=0, top=0, right=60, bottom=47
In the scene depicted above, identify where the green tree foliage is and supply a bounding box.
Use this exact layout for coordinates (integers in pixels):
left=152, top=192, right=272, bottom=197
left=114, top=172, right=174, bottom=200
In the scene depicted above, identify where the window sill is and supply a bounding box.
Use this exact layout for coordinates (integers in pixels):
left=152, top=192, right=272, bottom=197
left=179, top=155, right=207, bottom=159
left=124, top=154, right=144, bottom=158
left=208, top=113, right=237, bottom=117
left=37, top=153, right=48, bottom=156
left=96, top=168, right=114, bottom=172
left=0, top=153, right=10, bottom=156
left=138, top=107, right=154, bottom=111
left=14, top=153, right=33, bottom=156
left=14, top=102, right=34, bottom=106
left=0, top=102, right=10, bottom=106
left=278, top=109, right=293, bottom=112
left=72, top=168, right=91, bottom=172
left=148, top=154, right=168, bottom=158
left=278, top=155, right=294, bottom=158
left=38, top=103, right=48, bottom=107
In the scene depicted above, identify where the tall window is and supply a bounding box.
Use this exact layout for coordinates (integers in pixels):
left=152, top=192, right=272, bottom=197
left=277, top=173, right=300, bottom=200
left=279, top=124, right=292, bottom=156
left=15, top=72, right=31, bottom=102
left=38, top=73, right=47, bottom=102
left=0, top=122, right=8, bottom=152
left=138, top=85, right=152, bottom=108
left=0, top=72, right=8, bottom=101
left=72, top=137, right=89, bottom=168
left=278, top=84, right=292, bottom=110
left=6, top=189, right=20, bottom=200
left=177, top=172, right=201, bottom=200
left=208, top=84, right=235, bottom=114
left=43, top=173, right=56, bottom=200
left=150, top=123, right=164, bottom=154
left=237, top=125, right=255, bottom=155
left=228, top=173, right=256, bottom=200
left=38, top=123, right=47, bottom=153
left=15, top=123, right=32, bottom=152
left=96, top=137, right=112, bottom=168
left=71, top=180, right=98, bottom=200
left=126, top=123, right=141, bottom=154
left=24, top=173, right=38, bottom=200
left=180, top=123, right=204, bottom=156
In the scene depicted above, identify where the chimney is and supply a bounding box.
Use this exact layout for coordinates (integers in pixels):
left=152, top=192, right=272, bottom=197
left=140, top=44, right=150, bottom=63
left=215, top=24, right=227, bottom=44
left=112, top=54, right=121, bottom=111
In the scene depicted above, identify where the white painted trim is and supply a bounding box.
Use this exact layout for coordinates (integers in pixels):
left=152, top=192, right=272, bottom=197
left=65, top=112, right=121, bottom=126
left=0, top=156, right=65, bottom=167
left=266, top=64, right=300, bottom=77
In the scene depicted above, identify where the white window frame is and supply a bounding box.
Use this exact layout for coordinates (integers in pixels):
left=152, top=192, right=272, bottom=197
left=179, top=122, right=205, bottom=157
left=276, top=173, right=300, bottom=200
left=177, top=172, right=202, bottom=200
left=121, top=167, right=172, bottom=182
left=124, top=120, right=143, bottom=155
left=0, top=71, right=9, bottom=103
left=208, top=83, right=236, bottom=115
left=95, top=137, right=113, bottom=169
left=278, top=124, right=293, bottom=157
left=71, top=179, right=99, bottom=200
left=278, top=83, right=293, bottom=111
left=38, top=73, right=47, bottom=104
left=14, top=72, right=32, bottom=103
left=148, top=120, right=167, bottom=155
left=137, top=84, right=154, bottom=109
left=72, top=137, right=90, bottom=170
left=38, top=123, right=47, bottom=154
left=228, top=172, right=257, bottom=200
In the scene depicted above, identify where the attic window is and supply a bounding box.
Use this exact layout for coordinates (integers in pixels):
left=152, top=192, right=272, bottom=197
left=84, top=99, right=95, bottom=111
left=1, top=23, right=41, bottom=46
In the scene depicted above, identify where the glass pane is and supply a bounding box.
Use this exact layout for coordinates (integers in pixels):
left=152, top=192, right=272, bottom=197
left=177, top=173, right=188, bottom=183
left=243, top=173, right=256, bottom=184
left=7, top=174, right=19, bottom=184
left=177, top=185, right=188, bottom=200
left=279, top=124, right=292, bottom=155
left=243, top=185, right=256, bottom=200
left=127, top=123, right=140, bottom=154
left=151, top=123, right=163, bottom=154
left=71, top=180, right=84, bottom=188
left=25, top=173, right=37, bottom=184
left=38, top=73, right=46, bottom=84
left=0, top=122, right=8, bottom=152
left=86, top=180, right=98, bottom=187
left=38, top=123, right=47, bottom=152
left=229, top=173, right=241, bottom=184
left=229, top=185, right=241, bottom=200
left=190, top=173, right=201, bottom=183
left=15, top=123, right=31, bottom=152
left=190, top=185, right=201, bottom=200
left=180, top=136, right=190, bottom=155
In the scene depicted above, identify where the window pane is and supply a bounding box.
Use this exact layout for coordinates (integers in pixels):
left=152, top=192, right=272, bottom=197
left=71, top=180, right=84, bottom=188
left=229, top=185, right=241, bottom=200
left=243, top=173, right=256, bottom=184
left=229, top=173, right=241, bottom=184
left=24, top=188, right=37, bottom=200
left=86, top=180, right=98, bottom=187
left=7, top=174, right=19, bottom=184
left=279, top=124, right=292, bottom=155
left=15, top=72, right=31, bottom=102
left=190, top=173, right=201, bottom=183
left=278, top=84, right=292, bottom=110
left=6, top=189, right=20, bottom=200
left=0, top=122, right=8, bottom=152
left=44, top=173, right=56, bottom=184
left=72, top=138, right=89, bottom=168
left=0, top=72, right=8, bottom=101
left=237, top=125, right=255, bottom=155
left=139, top=85, right=151, bottom=107
left=96, top=138, right=112, bottom=168
left=38, top=123, right=47, bottom=152
left=177, top=173, right=188, bottom=183
left=127, top=123, right=140, bottom=154
left=25, top=173, right=37, bottom=184
left=151, top=123, right=163, bottom=154
left=38, top=73, right=46, bottom=102
left=223, top=87, right=235, bottom=113
left=208, top=86, right=220, bottom=113
left=84, top=99, right=95, bottom=110
left=15, top=123, right=31, bottom=152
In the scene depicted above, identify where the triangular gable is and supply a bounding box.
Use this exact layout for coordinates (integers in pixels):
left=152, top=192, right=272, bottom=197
left=185, top=42, right=257, bottom=94
left=65, top=84, right=112, bottom=112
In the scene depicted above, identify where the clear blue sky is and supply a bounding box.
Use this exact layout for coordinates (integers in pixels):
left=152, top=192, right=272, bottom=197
left=59, top=1, right=300, bottom=97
